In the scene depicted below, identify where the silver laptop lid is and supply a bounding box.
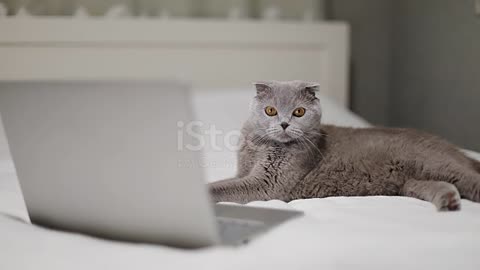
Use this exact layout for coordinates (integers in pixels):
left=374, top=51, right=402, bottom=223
left=0, top=80, right=219, bottom=247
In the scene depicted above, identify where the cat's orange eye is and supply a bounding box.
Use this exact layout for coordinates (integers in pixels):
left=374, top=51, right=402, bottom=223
left=293, top=107, right=306, bottom=117
left=265, top=106, right=277, bottom=116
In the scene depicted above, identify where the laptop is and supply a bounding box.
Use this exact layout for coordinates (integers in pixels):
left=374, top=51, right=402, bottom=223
left=0, top=80, right=302, bottom=248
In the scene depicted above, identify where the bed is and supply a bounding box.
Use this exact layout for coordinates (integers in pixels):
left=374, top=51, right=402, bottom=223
left=1, top=18, right=480, bottom=269
left=1, top=89, right=480, bottom=269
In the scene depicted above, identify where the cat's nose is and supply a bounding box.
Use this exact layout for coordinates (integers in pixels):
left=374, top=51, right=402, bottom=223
left=280, top=122, right=290, bottom=130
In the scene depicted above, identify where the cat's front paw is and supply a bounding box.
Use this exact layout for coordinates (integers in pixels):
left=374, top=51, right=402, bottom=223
left=434, top=190, right=461, bottom=211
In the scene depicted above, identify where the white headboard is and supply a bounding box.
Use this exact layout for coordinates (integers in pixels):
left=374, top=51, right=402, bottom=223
left=0, top=18, right=350, bottom=106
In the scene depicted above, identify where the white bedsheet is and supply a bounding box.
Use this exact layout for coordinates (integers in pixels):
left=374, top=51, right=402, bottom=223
left=1, top=89, right=480, bottom=270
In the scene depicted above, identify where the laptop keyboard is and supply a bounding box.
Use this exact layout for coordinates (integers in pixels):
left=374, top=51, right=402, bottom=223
left=216, top=217, right=267, bottom=245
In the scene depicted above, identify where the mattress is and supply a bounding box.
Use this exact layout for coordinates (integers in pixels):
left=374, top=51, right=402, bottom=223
left=1, top=88, right=480, bottom=270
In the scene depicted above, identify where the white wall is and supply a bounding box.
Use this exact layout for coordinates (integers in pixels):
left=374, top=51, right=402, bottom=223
left=329, top=0, right=393, bottom=125
left=390, top=0, right=480, bottom=151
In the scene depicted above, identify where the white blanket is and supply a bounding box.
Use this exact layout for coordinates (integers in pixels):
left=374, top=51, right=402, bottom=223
left=1, top=89, right=480, bottom=270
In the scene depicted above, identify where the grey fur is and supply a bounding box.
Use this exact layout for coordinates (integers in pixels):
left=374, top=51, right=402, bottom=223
left=209, top=80, right=480, bottom=211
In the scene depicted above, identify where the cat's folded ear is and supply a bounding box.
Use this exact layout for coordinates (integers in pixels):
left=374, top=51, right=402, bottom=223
left=304, top=83, right=320, bottom=98
left=253, top=82, right=272, bottom=96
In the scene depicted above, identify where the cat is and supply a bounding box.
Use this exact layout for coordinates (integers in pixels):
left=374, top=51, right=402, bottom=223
left=208, top=80, right=480, bottom=211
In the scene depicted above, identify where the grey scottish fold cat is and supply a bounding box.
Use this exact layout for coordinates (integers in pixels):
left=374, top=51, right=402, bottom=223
left=208, top=80, right=480, bottom=211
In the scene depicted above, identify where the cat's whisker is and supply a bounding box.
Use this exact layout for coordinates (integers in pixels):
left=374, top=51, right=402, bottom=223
left=267, top=128, right=282, bottom=133
left=303, top=136, right=325, bottom=160
left=256, top=135, right=270, bottom=145
left=299, top=138, right=316, bottom=160
left=294, top=137, right=312, bottom=159
left=251, top=133, right=271, bottom=145
left=289, top=128, right=304, bottom=137
left=304, top=130, right=328, bottom=138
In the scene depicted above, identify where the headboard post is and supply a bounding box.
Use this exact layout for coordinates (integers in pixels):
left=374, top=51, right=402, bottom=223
left=0, top=18, right=350, bottom=107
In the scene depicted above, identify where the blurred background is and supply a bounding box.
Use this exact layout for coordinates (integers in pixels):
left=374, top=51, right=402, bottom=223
left=0, top=0, right=479, bottom=151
